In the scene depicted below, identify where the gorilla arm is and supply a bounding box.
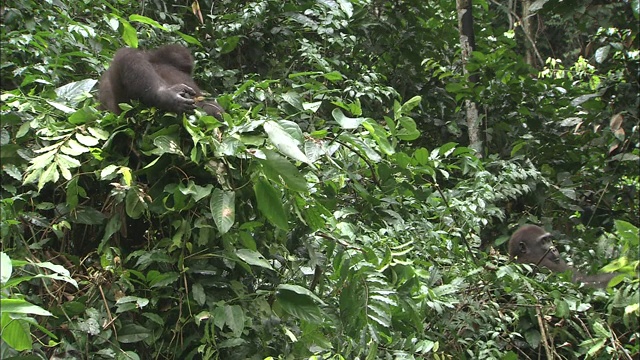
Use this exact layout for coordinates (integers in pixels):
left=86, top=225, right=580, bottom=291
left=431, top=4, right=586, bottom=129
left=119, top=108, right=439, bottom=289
left=573, top=272, right=617, bottom=288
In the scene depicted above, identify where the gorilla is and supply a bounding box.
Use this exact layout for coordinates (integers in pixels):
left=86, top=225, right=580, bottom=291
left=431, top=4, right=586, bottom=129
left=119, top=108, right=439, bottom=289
left=508, top=224, right=618, bottom=288
left=99, top=44, right=223, bottom=119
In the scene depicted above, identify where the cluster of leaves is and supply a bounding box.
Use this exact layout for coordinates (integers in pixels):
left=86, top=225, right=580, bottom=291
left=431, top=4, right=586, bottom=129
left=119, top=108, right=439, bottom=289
left=1, top=0, right=638, bottom=359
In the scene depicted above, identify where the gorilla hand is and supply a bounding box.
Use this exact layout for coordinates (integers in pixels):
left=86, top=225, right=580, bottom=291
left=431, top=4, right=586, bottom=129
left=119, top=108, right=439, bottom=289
left=157, top=84, right=197, bottom=113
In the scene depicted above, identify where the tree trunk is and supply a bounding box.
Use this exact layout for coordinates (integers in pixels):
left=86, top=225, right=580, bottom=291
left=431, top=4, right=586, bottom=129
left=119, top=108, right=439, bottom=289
left=456, top=0, right=482, bottom=157
left=522, top=0, right=536, bottom=66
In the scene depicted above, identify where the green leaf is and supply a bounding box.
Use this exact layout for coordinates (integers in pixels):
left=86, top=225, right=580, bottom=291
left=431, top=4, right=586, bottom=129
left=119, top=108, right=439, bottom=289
left=68, top=206, right=106, bottom=225
left=38, top=163, right=59, bottom=191
left=287, top=12, right=317, bottom=28
left=177, top=31, right=201, bottom=46
left=116, top=296, right=149, bottom=309
left=594, top=45, right=610, bottom=63
left=179, top=181, right=213, bottom=203
left=276, top=285, right=324, bottom=323
left=87, top=127, right=109, bottom=140
left=147, top=271, right=179, bottom=288
left=210, top=188, right=235, bottom=234
left=151, top=135, right=184, bottom=156
left=592, top=321, right=611, bottom=338
left=100, top=164, right=120, bottom=180
left=614, top=220, right=639, bottom=246
left=75, top=133, right=99, bottom=147
left=332, top=108, right=366, bottom=129
left=218, top=36, right=240, bottom=54
left=414, top=147, right=429, bottom=165
left=302, top=101, right=322, bottom=112
left=438, top=142, right=457, bottom=156
left=555, top=299, right=570, bottom=318
left=277, top=284, right=325, bottom=305
left=141, top=312, right=164, bottom=326
left=263, top=121, right=310, bottom=164
left=118, top=351, right=140, bottom=360
left=302, top=202, right=330, bottom=231
left=33, top=261, right=70, bottom=277
left=396, top=116, right=420, bottom=141
left=46, top=100, right=75, bottom=114
left=129, top=14, right=166, bottom=30
left=367, top=303, right=391, bottom=327
left=254, top=177, right=289, bottom=230
left=445, top=82, right=464, bottom=93
left=99, top=216, right=121, bottom=253
left=323, top=71, right=343, bottom=82
left=224, top=305, right=245, bottom=337
left=120, top=17, right=138, bottom=48
left=118, top=324, right=151, bottom=343
left=0, top=312, right=32, bottom=351
left=336, top=0, right=354, bottom=16
left=282, top=92, right=304, bottom=111
left=0, top=299, right=52, bottom=316
left=2, top=163, right=21, bottom=181
left=212, top=306, right=226, bottom=330
left=236, top=249, right=274, bottom=271
left=0, top=253, right=12, bottom=285
left=524, top=329, right=541, bottom=348
left=22, top=169, right=42, bottom=184
left=60, top=139, right=89, bottom=156
left=57, top=153, right=81, bottom=168
left=399, top=95, right=422, bottom=114
left=58, top=162, right=72, bottom=180
left=192, top=283, right=206, bottom=306
left=60, top=301, right=86, bottom=318
left=28, top=149, right=56, bottom=170
left=260, top=150, right=308, bottom=192
left=125, top=188, right=147, bottom=219
left=338, top=133, right=382, bottom=162
left=581, top=338, right=606, bottom=357
left=362, top=120, right=394, bottom=155
left=55, top=79, right=98, bottom=106
left=333, top=99, right=363, bottom=116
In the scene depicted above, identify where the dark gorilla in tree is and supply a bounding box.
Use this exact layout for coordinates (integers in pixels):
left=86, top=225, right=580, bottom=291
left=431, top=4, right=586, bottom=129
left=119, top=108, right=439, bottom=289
left=99, top=44, right=224, bottom=119
left=508, top=224, right=618, bottom=288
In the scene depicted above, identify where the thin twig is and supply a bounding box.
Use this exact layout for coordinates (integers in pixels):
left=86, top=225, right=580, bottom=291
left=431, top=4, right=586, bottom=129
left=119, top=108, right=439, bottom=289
left=535, top=304, right=554, bottom=359
left=99, top=284, right=118, bottom=336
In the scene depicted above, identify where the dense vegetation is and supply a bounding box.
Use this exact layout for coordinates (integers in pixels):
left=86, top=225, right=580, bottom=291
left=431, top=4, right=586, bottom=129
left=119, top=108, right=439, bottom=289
left=1, top=0, right=638, bottom=359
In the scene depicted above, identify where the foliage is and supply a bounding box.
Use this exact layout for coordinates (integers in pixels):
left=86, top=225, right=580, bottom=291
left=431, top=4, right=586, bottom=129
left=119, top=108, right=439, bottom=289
left=0, top=252, right=78, bottom=354
left=1, top=0, right=638, bottom=359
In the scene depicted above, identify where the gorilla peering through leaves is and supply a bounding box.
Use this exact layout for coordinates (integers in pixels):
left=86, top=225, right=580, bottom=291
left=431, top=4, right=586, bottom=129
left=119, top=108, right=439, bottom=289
left=98, top=44, right=223, bottom=119
left=508, top=224, right=618, bottom=288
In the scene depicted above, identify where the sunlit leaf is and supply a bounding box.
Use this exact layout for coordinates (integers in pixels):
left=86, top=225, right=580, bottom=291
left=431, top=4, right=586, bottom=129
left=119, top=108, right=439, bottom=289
left=263, top=121, right=310, bottom=164
left=0, top=252, right=12, bottom=285
left=332, top=108, right=366, bottom=129
left=0, top=312, right=32, bottom=351
left=1, top=299, right=52, bottom=316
